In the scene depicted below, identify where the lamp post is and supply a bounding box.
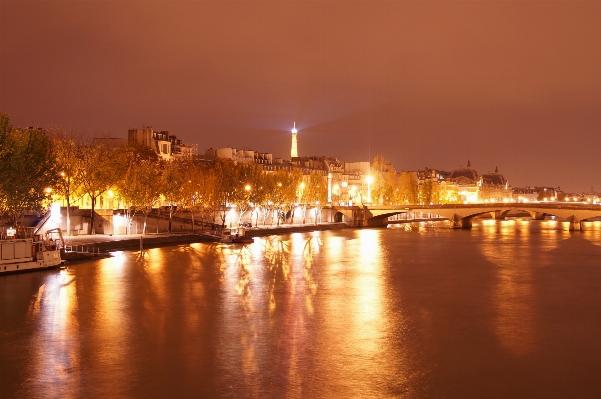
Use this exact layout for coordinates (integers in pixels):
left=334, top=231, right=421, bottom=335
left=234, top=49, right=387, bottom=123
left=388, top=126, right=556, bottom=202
left=366, top=175, right=373, bottom=204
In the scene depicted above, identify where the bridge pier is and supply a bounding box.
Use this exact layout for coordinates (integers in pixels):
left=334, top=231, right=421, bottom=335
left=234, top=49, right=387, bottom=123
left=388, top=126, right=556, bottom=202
left=491, top=210, right=508, bottom=220
left=566, top=216, right=582, bottom=231
left=530, top=211, right=547, bottom=220
left=451, top=215, right=472, bottom=229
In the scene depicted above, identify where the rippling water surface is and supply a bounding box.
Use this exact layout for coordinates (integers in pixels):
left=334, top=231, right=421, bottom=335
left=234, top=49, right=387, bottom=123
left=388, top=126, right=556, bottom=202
left=1, top=220, right=601, bottom=398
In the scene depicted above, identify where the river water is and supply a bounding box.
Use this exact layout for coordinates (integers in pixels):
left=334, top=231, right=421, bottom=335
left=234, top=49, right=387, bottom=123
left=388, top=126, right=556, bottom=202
left=1, top=220, right=601, bottom=398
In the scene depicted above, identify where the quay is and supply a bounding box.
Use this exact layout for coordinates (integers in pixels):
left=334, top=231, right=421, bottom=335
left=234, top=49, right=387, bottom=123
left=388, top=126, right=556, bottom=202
left=59, top=222, right=350, bottom=260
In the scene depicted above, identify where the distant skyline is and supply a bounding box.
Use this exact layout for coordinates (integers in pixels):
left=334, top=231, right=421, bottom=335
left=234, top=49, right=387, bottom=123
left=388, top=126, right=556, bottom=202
left=1, top=1, right=600, bottom=192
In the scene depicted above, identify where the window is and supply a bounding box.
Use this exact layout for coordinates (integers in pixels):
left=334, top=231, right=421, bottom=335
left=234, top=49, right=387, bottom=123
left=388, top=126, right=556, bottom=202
left=341, top=181, right=348, bottom=188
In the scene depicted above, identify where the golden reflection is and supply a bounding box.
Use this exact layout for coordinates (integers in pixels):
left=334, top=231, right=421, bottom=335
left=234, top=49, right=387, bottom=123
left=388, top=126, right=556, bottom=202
left=582, top=221, right=601, bottom=247
left=317, top=229, right=393, bottom=395
left=217, top=240, right=267, bottom=397
left=214, top=234, right=325, bottom=396
left=353, top=229, right=384, bottom=353
left=481, top=220, right=536, bottom=355
left=480, top=221, right=536, bottom=355
left=30, top=269, right=80, bottom=397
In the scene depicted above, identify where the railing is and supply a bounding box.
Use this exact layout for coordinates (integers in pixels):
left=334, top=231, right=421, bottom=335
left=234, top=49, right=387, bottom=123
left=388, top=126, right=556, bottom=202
left=33, top=211, right=52, bottom=235
left=63, top=245, right=101, bottom=254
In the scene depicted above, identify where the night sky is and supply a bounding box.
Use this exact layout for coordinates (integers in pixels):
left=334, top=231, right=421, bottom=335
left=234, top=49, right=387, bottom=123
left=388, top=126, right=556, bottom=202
left=1, top=1, right=600, bottom=192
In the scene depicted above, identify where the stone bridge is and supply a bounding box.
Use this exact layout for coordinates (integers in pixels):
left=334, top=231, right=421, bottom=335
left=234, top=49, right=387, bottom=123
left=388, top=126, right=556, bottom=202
left=331, top=203, right=601, bottom=230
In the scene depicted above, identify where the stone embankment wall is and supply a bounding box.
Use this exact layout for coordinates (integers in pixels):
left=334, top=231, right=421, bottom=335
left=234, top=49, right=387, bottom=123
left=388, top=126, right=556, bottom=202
left=51, top=207, right=339, bottom=235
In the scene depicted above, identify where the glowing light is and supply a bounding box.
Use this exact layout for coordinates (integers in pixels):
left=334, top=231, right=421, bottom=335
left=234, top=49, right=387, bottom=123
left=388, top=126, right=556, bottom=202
left=290, top=122, right=298, bottom=158
left=245, top=184, right=251, bottom=191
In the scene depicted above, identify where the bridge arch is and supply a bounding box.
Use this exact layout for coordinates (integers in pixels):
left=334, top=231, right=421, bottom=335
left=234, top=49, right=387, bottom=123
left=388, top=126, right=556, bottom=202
left=333, top=212, right=345, bottom=223
left=345, top=204, right=601, bottom=231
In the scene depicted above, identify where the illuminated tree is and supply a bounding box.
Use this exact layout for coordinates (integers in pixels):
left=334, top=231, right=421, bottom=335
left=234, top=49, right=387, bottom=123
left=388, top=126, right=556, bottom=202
left=49, top=129, right=85, bottom=235
left=115, top=153, right=161, bottom=235
left=419, top=180, right=433, bottom=205
left=304, top=171, right=328, bottom=224
left=0, top=112, right=59, bottom=226
left=297, top=180, right=308, bottom=224
left=425, top=180, right=460, bottom=205
left=280, top=168, right=303, bottom=224
left=257, top=172, right=277, bottom=226
left=78, top=143, right=126, bottom=234
left=248, top=170, right=269, bottom=227
left=160, top=159, right=186, bottom=232
left=371, top=154, right=397, bottom=204
left=232, top=163, right=264, bottom=225
left=397, top=172, right=418, bottom=205
left=212, top=158, right=237, bottom=227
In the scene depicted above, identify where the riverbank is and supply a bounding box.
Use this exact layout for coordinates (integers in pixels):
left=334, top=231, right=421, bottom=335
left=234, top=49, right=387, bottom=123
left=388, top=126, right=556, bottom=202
left=61, top=222, right=350, bottom=260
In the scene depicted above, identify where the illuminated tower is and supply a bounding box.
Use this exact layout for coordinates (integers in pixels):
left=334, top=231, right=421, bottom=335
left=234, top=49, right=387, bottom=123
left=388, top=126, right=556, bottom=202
left=290, top=122, right=298, bottom=158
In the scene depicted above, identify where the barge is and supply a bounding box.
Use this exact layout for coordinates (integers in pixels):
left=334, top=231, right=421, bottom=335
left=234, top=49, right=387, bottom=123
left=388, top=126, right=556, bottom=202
left=0, top=227, right=63, bottom=274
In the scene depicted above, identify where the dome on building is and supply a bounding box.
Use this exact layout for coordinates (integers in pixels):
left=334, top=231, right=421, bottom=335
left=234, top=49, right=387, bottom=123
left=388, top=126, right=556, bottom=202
left=450, top=160, right=479, bottom=184
left=481, top=166, right=507, bottom=186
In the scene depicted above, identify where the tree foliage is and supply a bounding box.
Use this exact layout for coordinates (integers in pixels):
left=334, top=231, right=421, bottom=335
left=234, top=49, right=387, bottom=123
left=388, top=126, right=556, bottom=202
left=371, top=154, right=397, bottom=205
left=0, top=112, right=59, bottom=225
left=397, top=172, right=418, bottom=205
left=115, top=149, right=162, bottom=234
left=304, top=171, right=327, bottom=224
left=78, top=144, right=125, bottom=233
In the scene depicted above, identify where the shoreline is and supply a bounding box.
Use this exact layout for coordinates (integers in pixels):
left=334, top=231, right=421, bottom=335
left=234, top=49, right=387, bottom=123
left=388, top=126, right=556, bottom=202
left=60, top=222, right=351, bottom=261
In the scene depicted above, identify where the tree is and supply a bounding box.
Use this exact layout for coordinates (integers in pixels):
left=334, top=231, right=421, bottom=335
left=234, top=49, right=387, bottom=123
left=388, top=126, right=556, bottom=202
left=397, top=172, right=418, bottom=205
left=429, top=181, right=460, bottom=204
left=304, top=171, right=328, bottom=224
left=115, top=155, right=161, bottom=235
left=257, top=172, right=277, bottom=226
left=280, top=168, right=303, bottom=225
left=537, top=188, right=548, bottom=201
left=371, top=154, right=396, bottom=205
left=248, top=169, right=269, bottom=227
left=197, top=166, right=217, bottom=229
left=297, top=180, right=308, bottom=224
left=212, top=158, right=237, bottom=227
left=78, top=143, right=125, bottom=234
left=419, top=180, right=433, bottom=205
left=0, top=112, right=59, bottom=226
left=49, top=129, right=85, bottom=235
left=160, top=159, right=185, bottom=233
left=232, top=163, right=264, bottom=225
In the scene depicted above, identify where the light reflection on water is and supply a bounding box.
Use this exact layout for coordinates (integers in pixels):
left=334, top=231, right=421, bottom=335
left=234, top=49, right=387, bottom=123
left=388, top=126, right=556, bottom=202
left=480, top=220, right=537, bottom=355
left=29, top=269, right=80, bottom=398
left=1, top=221, right=601, bottom=398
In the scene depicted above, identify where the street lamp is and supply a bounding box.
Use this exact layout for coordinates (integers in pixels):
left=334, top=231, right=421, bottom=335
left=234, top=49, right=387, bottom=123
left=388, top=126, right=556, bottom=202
left=298, top=182, right=305, bottom=202
left=366, top=175, right=373, bottom=204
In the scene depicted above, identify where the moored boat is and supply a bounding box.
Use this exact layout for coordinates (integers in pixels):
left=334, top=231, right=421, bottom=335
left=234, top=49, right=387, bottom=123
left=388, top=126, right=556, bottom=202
left=0, top=227, right=63, bottom=274
left=213, top=226, right=254, bottom=244
left=231, top=227, right=254, bottom=243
